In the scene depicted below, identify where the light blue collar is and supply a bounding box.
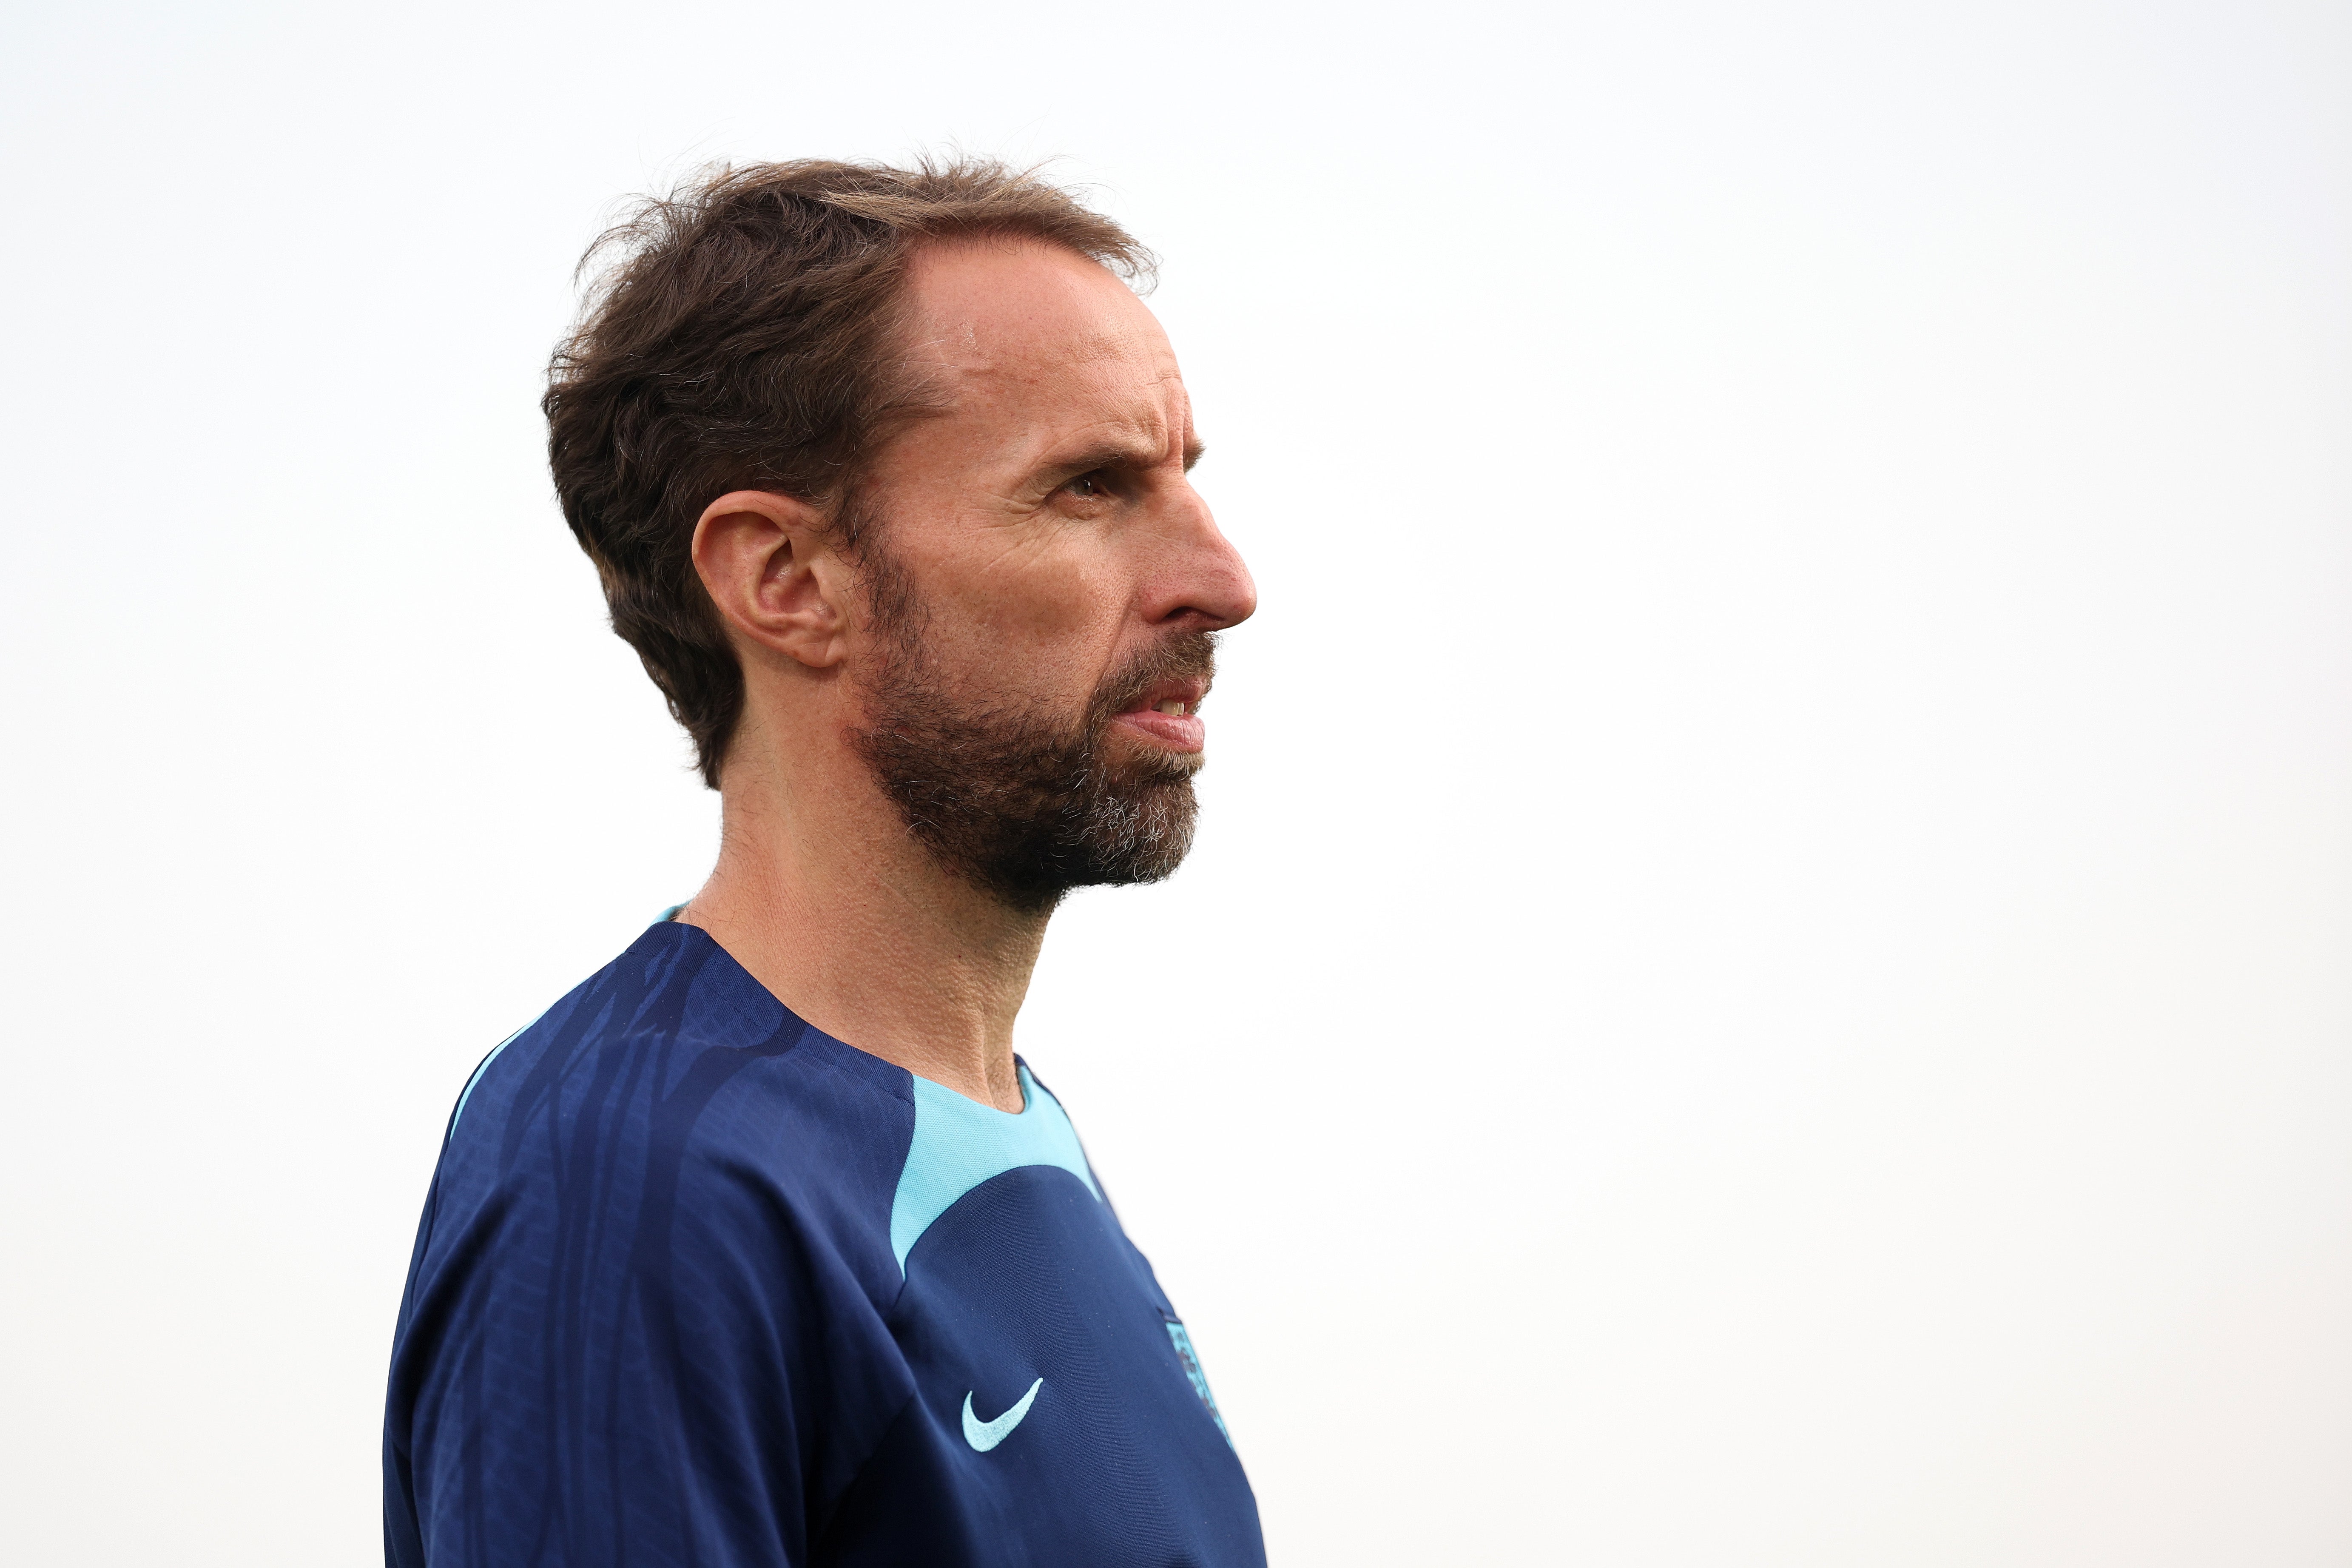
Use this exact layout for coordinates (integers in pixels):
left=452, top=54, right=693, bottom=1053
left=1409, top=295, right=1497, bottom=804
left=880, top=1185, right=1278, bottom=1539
left=888, top=1063, right=1101, bottom=1273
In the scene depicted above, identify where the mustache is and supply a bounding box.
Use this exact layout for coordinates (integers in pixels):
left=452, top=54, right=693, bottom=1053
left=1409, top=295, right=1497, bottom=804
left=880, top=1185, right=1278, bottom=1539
left=1088, top=632, right=1220, bottom=729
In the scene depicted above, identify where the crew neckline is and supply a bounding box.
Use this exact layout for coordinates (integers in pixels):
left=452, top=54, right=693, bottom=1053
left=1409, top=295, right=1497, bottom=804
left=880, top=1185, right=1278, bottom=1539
left=641, top=911, right=1035, bottom=1115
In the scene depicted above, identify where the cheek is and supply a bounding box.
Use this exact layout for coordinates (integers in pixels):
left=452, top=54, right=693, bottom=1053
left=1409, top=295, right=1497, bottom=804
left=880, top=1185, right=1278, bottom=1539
left=930, top=547, right=1129, bottom=697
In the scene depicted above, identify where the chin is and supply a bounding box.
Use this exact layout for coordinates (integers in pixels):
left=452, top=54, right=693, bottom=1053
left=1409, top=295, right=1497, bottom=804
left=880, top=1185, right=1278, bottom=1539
left=976, top=776, right=1200, bottom=914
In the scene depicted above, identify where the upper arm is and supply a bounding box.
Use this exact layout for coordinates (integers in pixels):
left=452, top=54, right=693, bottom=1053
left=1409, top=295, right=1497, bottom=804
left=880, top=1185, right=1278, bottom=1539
left=389, top=1122, right=867, bottom=1566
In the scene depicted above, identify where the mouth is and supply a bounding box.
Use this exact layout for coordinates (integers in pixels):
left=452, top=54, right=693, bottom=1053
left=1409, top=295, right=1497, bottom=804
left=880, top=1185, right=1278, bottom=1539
left=1110, top=675, right=1209, bottom=753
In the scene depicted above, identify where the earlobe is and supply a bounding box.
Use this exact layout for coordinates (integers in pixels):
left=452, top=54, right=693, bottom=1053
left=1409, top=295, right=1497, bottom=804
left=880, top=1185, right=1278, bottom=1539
left=690, top=490, right=848, bottom=670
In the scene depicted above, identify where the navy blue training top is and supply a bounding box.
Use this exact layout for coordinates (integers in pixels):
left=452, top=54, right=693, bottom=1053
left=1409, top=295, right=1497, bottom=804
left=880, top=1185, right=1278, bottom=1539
left=383, top=918, right=1262, bottom=1567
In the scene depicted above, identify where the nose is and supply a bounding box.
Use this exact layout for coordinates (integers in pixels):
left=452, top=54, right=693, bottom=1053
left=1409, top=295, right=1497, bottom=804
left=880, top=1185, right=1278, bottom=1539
left=1147, top=487, right=1257, bottom=632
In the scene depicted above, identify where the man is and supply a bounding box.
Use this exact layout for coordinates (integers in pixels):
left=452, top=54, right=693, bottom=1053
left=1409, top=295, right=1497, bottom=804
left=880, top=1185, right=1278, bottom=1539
left=381, top=159, right=1263, bottom=1566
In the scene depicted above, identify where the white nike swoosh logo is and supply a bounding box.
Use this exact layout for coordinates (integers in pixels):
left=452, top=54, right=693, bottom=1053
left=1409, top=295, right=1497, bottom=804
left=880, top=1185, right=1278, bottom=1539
left=961, top=1377, right=1044, bottom=1452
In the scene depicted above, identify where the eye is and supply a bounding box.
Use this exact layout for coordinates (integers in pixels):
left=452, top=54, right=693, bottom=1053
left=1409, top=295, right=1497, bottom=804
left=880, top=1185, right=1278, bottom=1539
left=1066, top=471, right=1109, bottom=499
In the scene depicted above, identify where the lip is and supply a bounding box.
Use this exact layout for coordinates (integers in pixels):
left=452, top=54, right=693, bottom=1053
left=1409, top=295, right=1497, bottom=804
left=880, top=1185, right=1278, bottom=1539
left=1112, top=676, right=1209, bottom=753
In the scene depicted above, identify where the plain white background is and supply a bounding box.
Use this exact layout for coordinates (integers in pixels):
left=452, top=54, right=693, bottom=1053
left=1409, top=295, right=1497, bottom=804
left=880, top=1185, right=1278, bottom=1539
left=3, top=1, right=2347, bottom=1562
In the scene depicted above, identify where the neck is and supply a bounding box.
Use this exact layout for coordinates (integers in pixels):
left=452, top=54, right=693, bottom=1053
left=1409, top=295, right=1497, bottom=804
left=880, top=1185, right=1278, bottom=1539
left=675, top=726, right=1047, bottom=1114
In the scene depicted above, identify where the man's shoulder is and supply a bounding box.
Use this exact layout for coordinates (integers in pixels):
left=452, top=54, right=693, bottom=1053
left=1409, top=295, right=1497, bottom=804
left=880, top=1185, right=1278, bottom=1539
left=430, top=919, right=915, bottom=1265
left=387, top=921, right=926, bottom=1560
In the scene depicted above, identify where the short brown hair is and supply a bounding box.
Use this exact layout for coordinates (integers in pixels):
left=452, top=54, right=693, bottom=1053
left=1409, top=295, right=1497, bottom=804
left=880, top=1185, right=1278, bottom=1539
left=543, top=157, right=1154, bottom=787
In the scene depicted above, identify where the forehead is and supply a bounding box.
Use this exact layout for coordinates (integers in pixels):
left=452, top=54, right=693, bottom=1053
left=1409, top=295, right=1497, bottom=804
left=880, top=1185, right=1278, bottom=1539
left=897, top=238, right=1184, bottom=423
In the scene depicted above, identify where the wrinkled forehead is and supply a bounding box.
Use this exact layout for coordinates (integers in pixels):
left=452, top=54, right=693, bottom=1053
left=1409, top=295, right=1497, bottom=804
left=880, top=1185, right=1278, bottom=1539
left=898, top=237, right=1186, bottom=417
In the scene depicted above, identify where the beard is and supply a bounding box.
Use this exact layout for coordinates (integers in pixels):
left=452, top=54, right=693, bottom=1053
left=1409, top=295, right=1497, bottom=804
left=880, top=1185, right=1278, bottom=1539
left=847, top=552, right=1218, bottom=916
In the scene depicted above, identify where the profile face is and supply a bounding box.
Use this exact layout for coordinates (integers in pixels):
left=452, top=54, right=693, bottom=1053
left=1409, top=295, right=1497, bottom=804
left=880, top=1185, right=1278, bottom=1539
left=845, top=239, right=1258, bottom=910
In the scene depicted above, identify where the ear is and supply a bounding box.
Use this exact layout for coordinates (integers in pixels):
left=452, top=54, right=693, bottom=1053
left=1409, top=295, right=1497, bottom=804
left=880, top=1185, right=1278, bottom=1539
left=690, top=490, right=852, bottom=670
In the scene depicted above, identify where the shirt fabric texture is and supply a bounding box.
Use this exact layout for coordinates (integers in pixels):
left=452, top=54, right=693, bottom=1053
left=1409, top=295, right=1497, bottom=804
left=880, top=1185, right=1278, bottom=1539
left=382, top=917, right=1263, bottom=1567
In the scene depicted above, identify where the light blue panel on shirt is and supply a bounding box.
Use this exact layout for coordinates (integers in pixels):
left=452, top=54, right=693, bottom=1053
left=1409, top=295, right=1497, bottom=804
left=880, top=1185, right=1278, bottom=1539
left=890, top=1064, right=1101, bottom=1272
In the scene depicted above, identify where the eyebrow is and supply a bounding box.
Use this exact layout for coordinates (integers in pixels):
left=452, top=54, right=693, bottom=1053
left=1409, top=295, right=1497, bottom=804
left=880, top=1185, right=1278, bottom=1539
left=1054, top=435, right=1208, bottom=475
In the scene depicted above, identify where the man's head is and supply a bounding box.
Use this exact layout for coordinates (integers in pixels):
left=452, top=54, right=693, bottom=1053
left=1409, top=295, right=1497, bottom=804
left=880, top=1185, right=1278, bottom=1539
left=546, top=160, right=1255, bottom=912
